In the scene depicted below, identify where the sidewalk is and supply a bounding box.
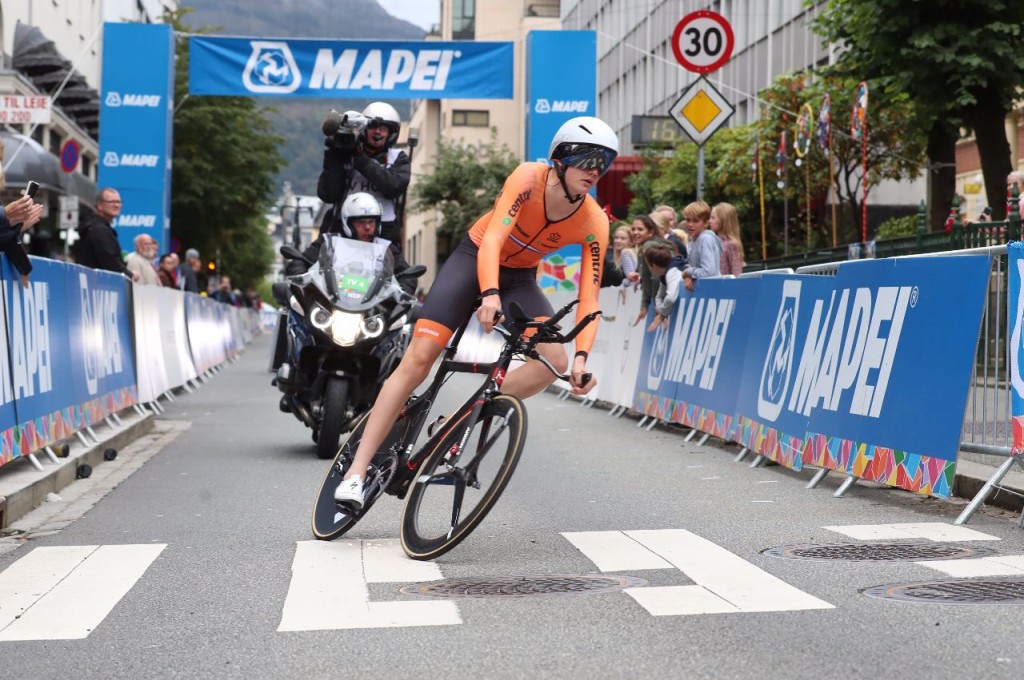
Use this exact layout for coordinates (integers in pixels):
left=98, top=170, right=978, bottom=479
left=0, top=407, right=155, bottom=530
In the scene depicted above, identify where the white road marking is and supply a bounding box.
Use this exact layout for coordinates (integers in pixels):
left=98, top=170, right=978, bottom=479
left=0, top=544, right=165, bottom=641
left=917, top=555, right=1024, bottom=578
left=566, top=529, right=833, bottom=615
left=561, top=531, right=671, bottom=571
left=278, top=540, right=461, bottom=631
left=823, top=522, right=1000, bottom=542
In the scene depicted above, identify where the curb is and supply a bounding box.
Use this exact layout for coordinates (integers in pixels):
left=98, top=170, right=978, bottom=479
left=0, top=412, right=155, bottom=529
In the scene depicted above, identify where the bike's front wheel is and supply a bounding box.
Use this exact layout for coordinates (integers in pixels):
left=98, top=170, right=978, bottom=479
left=400, top=394, right=527, bottom=560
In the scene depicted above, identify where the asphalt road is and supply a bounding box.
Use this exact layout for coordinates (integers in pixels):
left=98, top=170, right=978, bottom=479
left=2, top=334, right=1023, bottom=680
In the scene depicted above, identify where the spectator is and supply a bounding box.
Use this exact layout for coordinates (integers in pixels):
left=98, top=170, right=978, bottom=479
left=1008, top=171, right=1024, bottom=219
left=125, top=234, right=160, bottom=285
left=652, top=204, right=677, bottom=232
left=0, top=138, right=44, bottom=287
left=157, top=253, right=177, bottom=287
left=76, top=188, right=139, bottom=280
left=651, top=208, right=687, bottom=256
left=211, top=275, right=238, bottom=305
left=628, top=214, right=678, bottom=326
left=179, top=248, right=201, bottom=293
left=680, top=200, right=722, bottom=291
left=601, top=224, right=637, bottom=288
left=710, top=202, right=745, bottom=276
left=642, top=241, right=687, bottom=332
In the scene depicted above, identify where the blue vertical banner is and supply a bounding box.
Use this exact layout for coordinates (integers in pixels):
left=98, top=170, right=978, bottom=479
left=98, top=23, right=175, bottom=256
left=525, top=31, right=596, bottom=164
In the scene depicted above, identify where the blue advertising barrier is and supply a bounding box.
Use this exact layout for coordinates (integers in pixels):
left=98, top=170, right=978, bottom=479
left=0, top=256, right=137, bottom=464
left=801, top=257, right=989, bottom=496
left=628, top=255, right=990, bottom=497
left=525, top=31, right=596, bottom=164
left=633, top=277, right=759, bottom=442
left=98, top=23, right=175, bottom=256
left=1009, top=243, right=1024, bottom=455
left=189, top=37, right=514, bottom=100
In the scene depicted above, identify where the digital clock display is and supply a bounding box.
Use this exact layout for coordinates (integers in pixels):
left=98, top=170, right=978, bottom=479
left=631, top=115, right=684, bottom=146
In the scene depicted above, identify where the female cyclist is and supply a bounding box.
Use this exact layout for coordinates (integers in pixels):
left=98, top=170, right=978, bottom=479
left=335, top=116, right=620, bottom=507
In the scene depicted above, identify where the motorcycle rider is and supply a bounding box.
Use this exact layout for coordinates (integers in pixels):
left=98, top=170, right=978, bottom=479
left=286, top=193, right=418, bottom=294
left=318, top=101, right=410, bottom=252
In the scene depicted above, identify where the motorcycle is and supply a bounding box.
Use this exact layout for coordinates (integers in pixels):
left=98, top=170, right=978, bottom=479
left=272, top=235, right=424, bottom=459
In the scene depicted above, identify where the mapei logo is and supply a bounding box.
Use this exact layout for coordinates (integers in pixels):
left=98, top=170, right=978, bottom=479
left=756, top=280, right=915, bottom=423
left=105, top=92, right=162, bottom=108
left=79, top=273, right=124, bottom=396
left=646, top=297, right=735, bottom=393
left=117, top=214, right=157, bottom=228
left=534, top=99, right=589, bottom=114
left=103, top=153, right=159, bottom=168
left=243, top=41, right=301, bottom=94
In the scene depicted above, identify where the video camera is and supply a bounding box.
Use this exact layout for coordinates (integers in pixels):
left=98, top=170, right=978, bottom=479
left=322, top=109, right=369, bottom=152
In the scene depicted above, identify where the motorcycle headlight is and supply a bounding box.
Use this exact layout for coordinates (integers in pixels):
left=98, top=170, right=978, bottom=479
left=327, top=311, right=362, bottom=346
left=360, top=314, right=385, bottom=339
left=310, top=305, right=333, bottom=330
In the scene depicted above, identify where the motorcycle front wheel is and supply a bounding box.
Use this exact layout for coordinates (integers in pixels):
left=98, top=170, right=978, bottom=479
left=316, top=376, right=349, bottom=460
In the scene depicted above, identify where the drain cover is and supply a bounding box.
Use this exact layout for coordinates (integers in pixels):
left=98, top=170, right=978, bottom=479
left=763, top=542, right=996, bottom=562
left=864, top=577, right=1024, bottom=605
left=401, top=574, right=647, bottom=599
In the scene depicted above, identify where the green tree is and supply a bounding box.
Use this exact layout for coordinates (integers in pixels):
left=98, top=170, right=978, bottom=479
left=166, top=8, right=285, bottom=290
left=411, top=133, right=519, bottom=256
left=812, top=0, right=1024, bottom=226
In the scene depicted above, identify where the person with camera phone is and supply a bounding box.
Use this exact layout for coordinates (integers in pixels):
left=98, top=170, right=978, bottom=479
left=316, top=102, right=411, bottom=248
left=0, top=167, right=44, bottom=288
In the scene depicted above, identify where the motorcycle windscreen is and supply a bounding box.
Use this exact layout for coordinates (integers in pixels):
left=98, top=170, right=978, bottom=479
left=318, top=236, right=395, bottom=312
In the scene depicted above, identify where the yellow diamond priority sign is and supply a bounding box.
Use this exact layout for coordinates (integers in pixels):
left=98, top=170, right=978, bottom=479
left=669, top=76, right=735, bottom=145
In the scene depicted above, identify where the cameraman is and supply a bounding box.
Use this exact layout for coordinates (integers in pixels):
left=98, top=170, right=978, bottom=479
left=318, top=101, right=410, bottom=250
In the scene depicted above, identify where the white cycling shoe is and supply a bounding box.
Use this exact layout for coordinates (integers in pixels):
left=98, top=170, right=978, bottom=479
left=334, top=476, right=365, bottom=508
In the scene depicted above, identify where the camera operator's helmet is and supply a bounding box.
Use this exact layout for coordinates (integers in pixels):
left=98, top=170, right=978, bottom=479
left=548, top=116, right=619, bottom=177
left=361, top=102, right=401, bottom=147
left=339, top=192, right=382, bottom=239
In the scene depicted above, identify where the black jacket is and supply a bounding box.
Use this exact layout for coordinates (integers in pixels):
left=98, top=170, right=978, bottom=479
left=317, top=143, right=411, bottom=245
left=77, top=212, right=129, bottom=275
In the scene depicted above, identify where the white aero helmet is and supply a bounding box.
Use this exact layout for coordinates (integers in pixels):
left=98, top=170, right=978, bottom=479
left=547, top=116, right=619, bottom=202
left=339, top=192, right=382, bottom=239
left=361, top=102, right=401, bottom=146
left=548, top=116, right=619, bottom=175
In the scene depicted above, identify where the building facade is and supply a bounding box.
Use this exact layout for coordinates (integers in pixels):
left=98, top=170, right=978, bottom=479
left=0, top=0, right=174, bottom=257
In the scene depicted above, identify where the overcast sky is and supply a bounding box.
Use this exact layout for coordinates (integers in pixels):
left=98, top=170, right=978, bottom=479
left=376, top=0, right=440, bottom=32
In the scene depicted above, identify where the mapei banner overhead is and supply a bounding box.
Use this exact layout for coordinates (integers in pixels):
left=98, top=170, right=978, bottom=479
left=189, top=37, right=514, bottom=99
left=98, top=23, right=175, bottom=257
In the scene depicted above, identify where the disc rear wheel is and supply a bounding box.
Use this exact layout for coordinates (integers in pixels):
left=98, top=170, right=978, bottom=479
left=400, top=395, right=527, bottom=560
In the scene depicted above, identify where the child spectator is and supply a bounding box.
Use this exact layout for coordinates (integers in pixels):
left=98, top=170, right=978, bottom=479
left=641, top=241, right=686, bottom=332
left=680, top=200, right=722, bottom=291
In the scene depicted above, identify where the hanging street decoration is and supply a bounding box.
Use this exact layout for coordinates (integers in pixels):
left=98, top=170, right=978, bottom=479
left=851, top=81, right=869, bottom=243
left=818, top=94, right=837, bottom=247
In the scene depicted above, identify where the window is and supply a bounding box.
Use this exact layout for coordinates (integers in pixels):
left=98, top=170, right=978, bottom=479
left=452, top=0, right=475, bottom=40
left=452, top=110, right=489, bottom=127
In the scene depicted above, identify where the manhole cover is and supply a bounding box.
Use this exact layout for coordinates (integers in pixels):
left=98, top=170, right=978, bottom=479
left=762, top=542, right=996, bottom=562
left=864, top=577, right=1024, bottom=605
left=400, top=574, right=647, bottom=599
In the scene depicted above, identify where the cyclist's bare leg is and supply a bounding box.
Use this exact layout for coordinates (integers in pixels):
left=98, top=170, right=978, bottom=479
left=344, top=336, right=445, bottom=480
left=501, top=342, right=568, bottom=399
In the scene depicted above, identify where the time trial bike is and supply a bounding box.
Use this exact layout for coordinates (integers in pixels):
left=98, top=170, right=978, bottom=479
left=311, top=298, right=599, bottom=560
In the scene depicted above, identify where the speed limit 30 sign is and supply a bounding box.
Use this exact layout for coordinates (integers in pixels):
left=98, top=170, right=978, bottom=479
left=671, top=11, right=734, bottom=74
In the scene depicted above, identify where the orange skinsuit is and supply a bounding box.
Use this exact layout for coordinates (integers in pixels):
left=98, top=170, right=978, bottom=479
left=467, top=162, right=608, bottom=355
